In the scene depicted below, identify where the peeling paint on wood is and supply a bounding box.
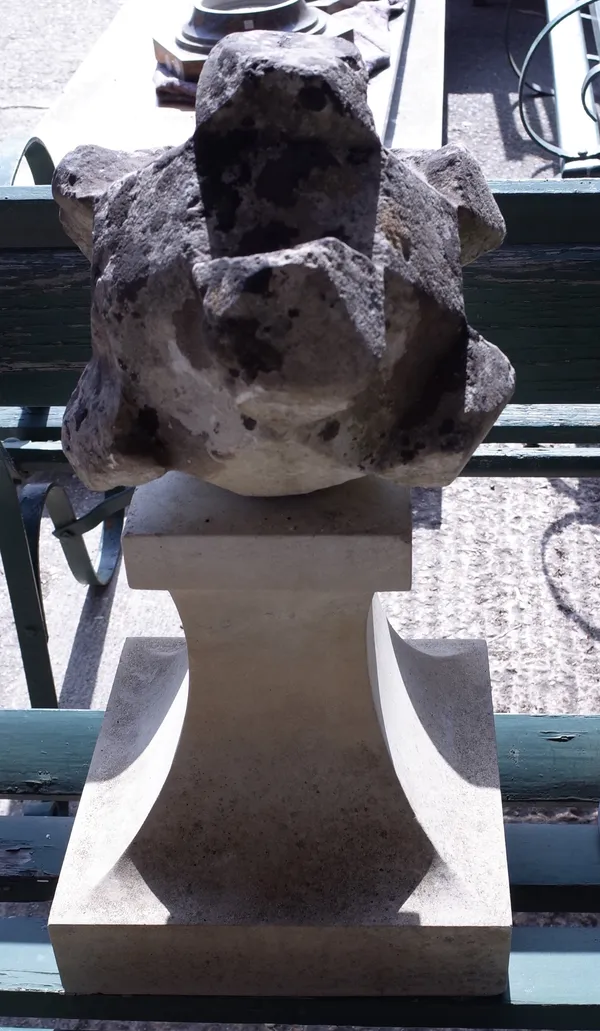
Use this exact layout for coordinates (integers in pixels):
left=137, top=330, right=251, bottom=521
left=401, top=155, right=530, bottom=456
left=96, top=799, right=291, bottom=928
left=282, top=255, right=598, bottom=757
left=1, top=710, right=600, bottom=803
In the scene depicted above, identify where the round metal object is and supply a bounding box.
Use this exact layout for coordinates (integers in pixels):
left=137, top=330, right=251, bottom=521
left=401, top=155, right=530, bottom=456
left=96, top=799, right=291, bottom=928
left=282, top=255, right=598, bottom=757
left=177, top=0, right=328, bottom=58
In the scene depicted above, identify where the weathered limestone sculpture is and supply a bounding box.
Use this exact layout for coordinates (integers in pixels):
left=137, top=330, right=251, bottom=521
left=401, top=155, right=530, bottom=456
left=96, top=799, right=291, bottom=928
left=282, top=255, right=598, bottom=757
left=50, top=474, right=512, bottom=996
left=49, top=32, right=513, bottom=998
left=52, top=31, right=514, bottom=497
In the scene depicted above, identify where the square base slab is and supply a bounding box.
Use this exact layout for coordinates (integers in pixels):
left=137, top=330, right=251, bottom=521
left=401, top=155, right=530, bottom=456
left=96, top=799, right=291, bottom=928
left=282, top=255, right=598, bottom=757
left=50, top=634, right=511, bottom=997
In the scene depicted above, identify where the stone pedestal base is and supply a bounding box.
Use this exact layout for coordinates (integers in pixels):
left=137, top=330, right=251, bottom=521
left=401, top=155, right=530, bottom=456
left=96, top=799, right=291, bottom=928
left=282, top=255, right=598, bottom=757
left=49, top=474, right=511, bottom=996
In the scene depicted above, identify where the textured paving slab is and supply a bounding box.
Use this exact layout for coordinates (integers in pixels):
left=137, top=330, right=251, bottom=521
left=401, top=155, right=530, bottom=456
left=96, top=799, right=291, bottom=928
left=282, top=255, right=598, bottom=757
left=446, top=0, right=559, bottom=179
left=0, top=0, right=125, bottom=147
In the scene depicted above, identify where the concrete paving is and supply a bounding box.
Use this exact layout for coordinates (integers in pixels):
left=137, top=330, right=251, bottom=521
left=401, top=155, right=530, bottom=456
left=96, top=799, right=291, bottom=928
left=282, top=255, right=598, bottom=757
left=446, top=0, right=560, bottom=178
left=1, top=0, right=558, bottom=178
left=0, top=0, right=125, bottom=148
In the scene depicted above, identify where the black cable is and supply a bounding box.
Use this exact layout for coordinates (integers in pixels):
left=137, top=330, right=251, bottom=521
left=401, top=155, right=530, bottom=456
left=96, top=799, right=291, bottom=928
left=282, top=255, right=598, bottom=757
left=504, top=0, right=554, bottom=96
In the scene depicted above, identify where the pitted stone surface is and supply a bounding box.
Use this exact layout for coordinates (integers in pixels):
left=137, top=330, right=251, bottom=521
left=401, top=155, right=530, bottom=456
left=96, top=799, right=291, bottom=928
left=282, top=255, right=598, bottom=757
left=52, top=145, right=163, bottom=260
left=53, top=30, right=515, bottom=496
left=397, top=143, right=507, bottom=266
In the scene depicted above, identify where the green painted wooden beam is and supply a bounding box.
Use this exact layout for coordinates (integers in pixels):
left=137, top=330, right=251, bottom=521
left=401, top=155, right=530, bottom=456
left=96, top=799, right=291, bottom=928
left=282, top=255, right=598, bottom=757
left=0, top=187, right=73, bottom=249
left=2, top=439, right=68, bottom=474
left=3, top=403, right=599, bottom=446
left=3, top=241, right=600, bottom=406
left=489, top=404, right=600, bottom=444
left=0, top=372, right=81, bottom=408
left=9, top=443, right=600, bottom=478
left=1, top=711, right=600, bottom=802
left=488, top=179, right=600, bottom=244
left=497, top=715, right=600, bottom=800
left=464, top=446, right=600, bottom=477
left=507, top=823, right=600, bottom=911
left=0, top=709, right=102, bottom=800
left=4, top=436, right=600, bottom=480
left=0, top=406, right=64, bottom=441
left=3, top=817, right=599, bottom=912
left=3, top=180, right=600, bottom=247
left=463, top=245, right=600, bottom=406
left=0, top=921, right=599, bottom=1027
left=0, top=817, right=71, bottom=902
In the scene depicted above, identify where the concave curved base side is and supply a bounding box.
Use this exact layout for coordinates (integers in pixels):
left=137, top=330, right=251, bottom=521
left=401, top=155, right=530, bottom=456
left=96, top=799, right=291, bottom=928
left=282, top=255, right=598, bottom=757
left=49, top=474, right=510, bottom=996
left=49, top=618, right=510, bottom=996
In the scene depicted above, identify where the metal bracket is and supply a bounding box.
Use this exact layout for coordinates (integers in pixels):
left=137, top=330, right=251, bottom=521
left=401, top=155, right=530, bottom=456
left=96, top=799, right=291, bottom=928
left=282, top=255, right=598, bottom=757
left=22, top=483, right=133, bottom=589
left=0, top=136, right=55, bottom=187
left=0, top=440, right=132, bottom=706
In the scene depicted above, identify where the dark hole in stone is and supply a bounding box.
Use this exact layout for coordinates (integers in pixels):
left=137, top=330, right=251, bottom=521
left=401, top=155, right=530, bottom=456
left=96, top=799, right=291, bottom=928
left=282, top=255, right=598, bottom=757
left=231, top=318, right=283, bottom=380
left=68, top=173, right=77, bottom=186
left=74, top=407, right=88, bottom=431
left=137, top=405, right=160, bottom=438
left=319, top=419, right=340, bottom=442
left=242, top=415, right=257, bottom=431
left=330, top=225, right=350, bottom=245
left=440, top=433, right=461, bottom=452
left=244, top=267, right=273, bottom=295
left=239, top=221, right=298, bottom=255
left=119, top=273, right=149, bottom=306
left=298, top=85, right=327, bottom=111
left=347, top=146, right=377, bottom=166
left=288, top=307, right=300, bottom=318
left=254, top=141, right=337, bottom=209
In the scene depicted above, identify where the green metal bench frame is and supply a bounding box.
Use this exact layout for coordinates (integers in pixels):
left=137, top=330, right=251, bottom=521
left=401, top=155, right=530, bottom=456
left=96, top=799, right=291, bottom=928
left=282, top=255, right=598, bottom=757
left=0, top=143, right=132, bottom=707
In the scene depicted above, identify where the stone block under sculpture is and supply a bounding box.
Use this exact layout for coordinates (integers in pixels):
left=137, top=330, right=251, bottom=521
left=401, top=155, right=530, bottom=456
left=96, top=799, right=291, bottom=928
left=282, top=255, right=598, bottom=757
left=49, top=474, right=511, bottom=996
left=52, top=31, right=515, bottom=497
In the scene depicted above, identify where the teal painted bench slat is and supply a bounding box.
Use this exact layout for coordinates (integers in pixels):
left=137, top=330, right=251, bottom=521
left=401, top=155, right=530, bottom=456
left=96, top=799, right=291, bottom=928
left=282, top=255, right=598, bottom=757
left=3, top=403, right=599, bottom=445
left=465, top=446, right=600, bottom=477
left=3, top=710, right=600, bottom=802
left=490, top=404, right=600, bottom=443
left=2, top=816, right=600, bottom=912
left=507, top=823, right=600, bottom=911
left=0, top=920, right=599, bottom=1028
left=0, top=816, right=71, bottom=902
left=3, top=181, right=600, bottom=442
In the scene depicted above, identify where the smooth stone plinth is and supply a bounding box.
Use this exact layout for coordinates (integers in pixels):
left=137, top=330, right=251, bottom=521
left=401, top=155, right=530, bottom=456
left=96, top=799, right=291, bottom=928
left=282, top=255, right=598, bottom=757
left=49, top=473, right=511, bottom=996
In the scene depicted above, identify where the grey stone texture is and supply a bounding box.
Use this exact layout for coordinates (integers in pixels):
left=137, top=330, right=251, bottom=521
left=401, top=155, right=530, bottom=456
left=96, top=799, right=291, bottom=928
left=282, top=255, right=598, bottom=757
left=398, top=143, right=506, bottom=265
left=53, top=145, right=163, bottom=258
left=53, top=30, right=514, bottom=497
